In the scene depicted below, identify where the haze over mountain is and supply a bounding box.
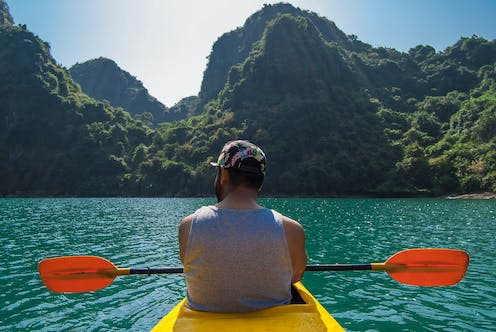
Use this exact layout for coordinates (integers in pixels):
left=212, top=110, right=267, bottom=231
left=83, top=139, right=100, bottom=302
left=69, top=57, right=197, bottom=125
left=1, top=2, right=495, bottom=196
left=69, top=58, right=171, bottom=125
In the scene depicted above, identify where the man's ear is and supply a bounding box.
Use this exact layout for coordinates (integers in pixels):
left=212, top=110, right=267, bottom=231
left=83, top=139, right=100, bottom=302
left=219, top=168, right=230, bottom=185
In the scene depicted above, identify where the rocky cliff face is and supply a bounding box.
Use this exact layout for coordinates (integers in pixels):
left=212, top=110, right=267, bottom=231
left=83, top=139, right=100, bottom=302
left=0, top=0, right=14, bottom=27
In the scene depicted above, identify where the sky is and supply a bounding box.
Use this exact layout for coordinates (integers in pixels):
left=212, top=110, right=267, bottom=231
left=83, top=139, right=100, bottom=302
left=7, top=0, right=496, bottom=107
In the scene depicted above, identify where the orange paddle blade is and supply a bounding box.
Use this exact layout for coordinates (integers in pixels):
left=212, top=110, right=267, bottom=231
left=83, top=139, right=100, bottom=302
left=38, top=256, right=117, bottom=293
left=385, top=248, right=469, bottom=286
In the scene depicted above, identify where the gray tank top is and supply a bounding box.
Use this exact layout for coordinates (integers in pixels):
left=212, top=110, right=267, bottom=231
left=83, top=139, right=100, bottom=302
left=183, top=205, right=293, bottom=312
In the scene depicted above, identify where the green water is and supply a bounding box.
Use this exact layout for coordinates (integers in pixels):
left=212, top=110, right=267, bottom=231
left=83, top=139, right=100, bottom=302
left=1, top=198, right=495, bottom=331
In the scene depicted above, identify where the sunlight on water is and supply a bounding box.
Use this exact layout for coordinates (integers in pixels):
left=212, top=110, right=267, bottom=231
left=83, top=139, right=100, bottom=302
left=1, top=198, right=494, bottom=331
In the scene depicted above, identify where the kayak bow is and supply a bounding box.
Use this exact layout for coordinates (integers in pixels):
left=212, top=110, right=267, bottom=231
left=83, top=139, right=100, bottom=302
left=151, top=282, right=344, bottom=332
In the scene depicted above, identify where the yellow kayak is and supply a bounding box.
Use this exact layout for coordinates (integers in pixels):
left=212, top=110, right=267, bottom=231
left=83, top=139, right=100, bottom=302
left=151, top=282, right=344, bottom=331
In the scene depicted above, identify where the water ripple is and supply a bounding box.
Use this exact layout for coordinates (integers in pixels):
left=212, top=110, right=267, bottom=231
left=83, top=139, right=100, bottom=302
left=1, top=198, right=495, bottom=331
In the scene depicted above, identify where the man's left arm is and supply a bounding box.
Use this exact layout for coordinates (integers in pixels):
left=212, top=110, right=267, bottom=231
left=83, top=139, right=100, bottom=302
left=282, top=216, right=308, bottom=283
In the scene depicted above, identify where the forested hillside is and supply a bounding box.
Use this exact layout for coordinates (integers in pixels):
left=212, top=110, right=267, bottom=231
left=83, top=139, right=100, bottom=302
left=0, top=25, right=161, bottom=195
left=198, top=3, right=368, bottom=110
left=1, top=2, right=495, bottom=196
left=159, top=4, right=496, bottom=195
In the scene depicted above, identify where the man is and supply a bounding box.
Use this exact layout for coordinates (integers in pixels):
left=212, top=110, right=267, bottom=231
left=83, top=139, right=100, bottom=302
left=179, top=140, right=307, bottom=312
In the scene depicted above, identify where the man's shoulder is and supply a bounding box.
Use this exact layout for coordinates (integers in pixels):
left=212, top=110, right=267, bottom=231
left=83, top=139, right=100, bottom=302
left=275, top=212, right=304, bottom=233
left=180, top=205, right=213, bottom=225
left=180, top=213, right=195, bottom=229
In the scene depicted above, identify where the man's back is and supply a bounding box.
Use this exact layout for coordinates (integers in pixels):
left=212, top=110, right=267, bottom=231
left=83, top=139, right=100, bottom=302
left=179, top=140, right=307, bottom=312
left=181, top=206, right=293, bottom=312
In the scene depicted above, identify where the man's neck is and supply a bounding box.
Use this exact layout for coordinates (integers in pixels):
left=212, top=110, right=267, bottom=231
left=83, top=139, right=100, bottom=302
left=216, top=187, right=261, bottom=210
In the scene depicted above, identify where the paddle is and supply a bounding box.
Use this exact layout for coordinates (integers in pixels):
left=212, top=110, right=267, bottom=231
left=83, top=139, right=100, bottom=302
left=38, top=248, right=469, bottom=293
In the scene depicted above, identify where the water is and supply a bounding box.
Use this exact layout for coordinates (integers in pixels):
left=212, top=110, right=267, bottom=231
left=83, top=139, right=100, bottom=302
left=0, top=198, right=494, bottom=331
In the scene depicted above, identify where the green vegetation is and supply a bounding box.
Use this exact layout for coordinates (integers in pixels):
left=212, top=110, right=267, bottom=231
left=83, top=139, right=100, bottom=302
left=0, top=26, right=168, bottom=195
left=1, top=3, right=495, bottom=196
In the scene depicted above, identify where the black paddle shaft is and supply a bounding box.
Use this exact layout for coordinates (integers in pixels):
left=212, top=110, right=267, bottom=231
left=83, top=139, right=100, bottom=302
left=305, top=264, right=372, bottom=271
left=130, top=267, right=184, bottom=275
left=129, top=264, right=372, bottom=275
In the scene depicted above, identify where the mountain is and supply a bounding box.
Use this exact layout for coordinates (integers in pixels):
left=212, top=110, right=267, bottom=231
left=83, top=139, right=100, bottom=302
left=69, top=57, right=184, bottom=125
left=161, top=12, right=397, bottom=195
left=2, top=2, right=495, bottom=196
left=0, top=24, right=191, bottom=196
left=158, top=3, right=496, bottom=195
left=198, top=3, right=370, bottom=110
left=0, top=0, right=14, bottom=27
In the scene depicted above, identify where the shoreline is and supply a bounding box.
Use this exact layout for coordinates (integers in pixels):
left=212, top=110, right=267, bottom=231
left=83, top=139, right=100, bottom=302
left=2, top=191, right=495, bottom=199
left=445, top=192, right=496, bottom=200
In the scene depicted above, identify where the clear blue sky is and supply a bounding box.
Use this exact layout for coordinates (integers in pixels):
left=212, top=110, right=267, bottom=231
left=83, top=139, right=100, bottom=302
left=7, top=0, right=496, bottom=106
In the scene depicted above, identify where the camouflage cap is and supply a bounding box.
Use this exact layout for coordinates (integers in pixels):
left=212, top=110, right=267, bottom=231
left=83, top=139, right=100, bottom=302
left=210, top=140, right=266, bottom=175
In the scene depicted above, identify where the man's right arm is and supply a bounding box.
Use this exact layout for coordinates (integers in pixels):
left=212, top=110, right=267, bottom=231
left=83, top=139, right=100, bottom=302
left=178, top=214, right=194, bottom=263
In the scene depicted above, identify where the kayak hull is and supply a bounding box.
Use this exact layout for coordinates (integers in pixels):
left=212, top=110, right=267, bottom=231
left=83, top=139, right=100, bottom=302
left=151, top=282, right=344, bottom=331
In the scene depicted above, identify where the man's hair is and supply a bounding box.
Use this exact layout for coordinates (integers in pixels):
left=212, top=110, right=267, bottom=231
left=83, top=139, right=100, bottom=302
left=226, top=158, right=264, bottom=190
